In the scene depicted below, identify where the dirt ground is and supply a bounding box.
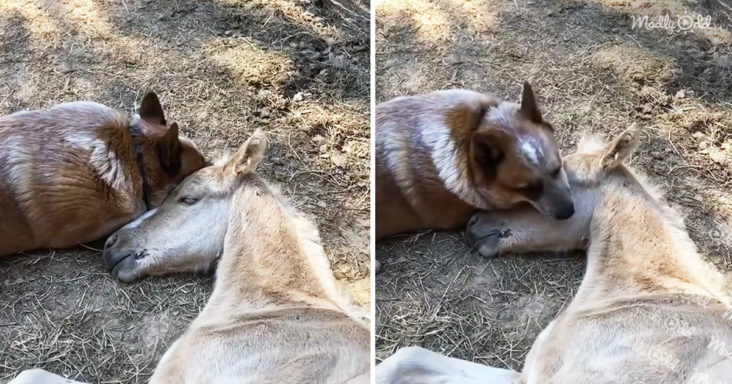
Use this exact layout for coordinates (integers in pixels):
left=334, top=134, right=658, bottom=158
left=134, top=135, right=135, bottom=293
left=376, top=0, right=732, bottom=372
left=0, top=0, right=369, bottom=382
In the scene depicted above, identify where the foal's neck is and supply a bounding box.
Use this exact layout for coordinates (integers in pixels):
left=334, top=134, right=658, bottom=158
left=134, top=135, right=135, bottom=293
left=206, top=176, right=350, bottom=317
left=578, top=173, right=729, bottom=306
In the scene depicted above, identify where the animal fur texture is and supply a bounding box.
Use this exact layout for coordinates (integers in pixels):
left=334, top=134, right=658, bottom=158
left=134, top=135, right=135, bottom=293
left=0, top=92, right=206, bottom=255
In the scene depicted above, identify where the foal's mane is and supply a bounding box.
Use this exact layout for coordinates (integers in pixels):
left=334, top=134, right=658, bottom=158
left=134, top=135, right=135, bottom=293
left=224, top=159, right=365, bottom=322
left=576, top=131, right=732, bottom=301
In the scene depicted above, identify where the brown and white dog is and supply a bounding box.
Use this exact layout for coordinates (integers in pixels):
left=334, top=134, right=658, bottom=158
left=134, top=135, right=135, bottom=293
left=375, top=83, right=574, bottom=240
left=0, top=92, right=206, bottom=256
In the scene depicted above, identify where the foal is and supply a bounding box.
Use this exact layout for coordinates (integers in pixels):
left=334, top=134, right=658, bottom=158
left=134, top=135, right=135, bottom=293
left=148, top=131, right=369, bottom=383
left=10, top=131, right=369, bottom=384
left=377, top=127, right=732, bottom=383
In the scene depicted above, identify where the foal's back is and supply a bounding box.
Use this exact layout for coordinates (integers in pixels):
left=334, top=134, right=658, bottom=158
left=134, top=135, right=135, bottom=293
left=153, top=307, right=369, bottom=384
left=525, top=295, right=732, bottom=383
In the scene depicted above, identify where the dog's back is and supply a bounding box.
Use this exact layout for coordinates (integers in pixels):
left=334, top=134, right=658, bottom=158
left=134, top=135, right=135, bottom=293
left=376, top=84, right=573, bottom=240
left=375, top=89, right=498, bottom=238
left=0, top=94, right=206, bottom=255
left=0, top=102, right=136, bottom=253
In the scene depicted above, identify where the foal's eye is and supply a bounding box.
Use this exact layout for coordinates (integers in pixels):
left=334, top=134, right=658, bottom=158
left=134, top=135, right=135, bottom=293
left=179, top=197, right=199, bottom=205
left=551, top=167, right=561, bottom=178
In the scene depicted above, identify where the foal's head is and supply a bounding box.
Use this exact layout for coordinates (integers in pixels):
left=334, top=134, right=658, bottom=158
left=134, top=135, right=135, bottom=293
left=561, top=125, right=640, bottom=186
left=103, top=130, right=267, bottom=282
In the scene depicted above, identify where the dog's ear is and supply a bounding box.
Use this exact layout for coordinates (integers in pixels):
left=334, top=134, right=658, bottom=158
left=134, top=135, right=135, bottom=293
left=156, top=123, right=182, bottom=175
left=140, top=92, right=167, bottom=125
left=518, top=82, right=543, bottom=124
left=601, top=124, right=640, bottom=171
left=446, top=97, right=495, bottom=134
left=470, top=130, right=506, bottom=182
left=227, top=130, right=267, bottom=177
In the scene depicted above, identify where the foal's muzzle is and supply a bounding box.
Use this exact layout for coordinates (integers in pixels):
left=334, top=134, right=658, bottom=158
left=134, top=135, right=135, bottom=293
left=102, top=231, right=147, bottom=283
left=103, top=234, right=126, bottom=270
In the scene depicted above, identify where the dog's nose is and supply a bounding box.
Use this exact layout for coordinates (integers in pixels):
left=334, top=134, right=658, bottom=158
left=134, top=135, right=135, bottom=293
left=553, top=201, right=575, bottom=220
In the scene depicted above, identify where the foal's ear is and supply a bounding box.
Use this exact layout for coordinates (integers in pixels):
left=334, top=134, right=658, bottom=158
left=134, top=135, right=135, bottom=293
left=139, top=91, right=167, bottom=125
left=601, top=124, right=640, bottom=170
left=228, top=129, right=267, bottom=176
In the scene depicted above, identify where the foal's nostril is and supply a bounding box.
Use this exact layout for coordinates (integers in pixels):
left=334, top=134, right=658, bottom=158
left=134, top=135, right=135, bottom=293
left=104, top=234, right=119, bottom=250
left=554, top=202, right=575, bottom=220
left=468, top=215, right=479, bottom=227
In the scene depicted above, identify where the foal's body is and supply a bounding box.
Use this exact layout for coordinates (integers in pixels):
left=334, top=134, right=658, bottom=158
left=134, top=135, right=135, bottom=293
left=378, top=127, right=732, bottom=383
left=155, top=304, right=368, bottom=383
left=515, top=163, right=731, bottom=383
left=150, top=172, right=369, bottom=383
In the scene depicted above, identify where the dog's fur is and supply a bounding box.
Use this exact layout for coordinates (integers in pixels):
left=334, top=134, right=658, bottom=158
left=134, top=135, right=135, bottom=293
left=375, top=83, right=574, bottom=240
left=377, top=127, right=732, bottom=383
left=0, top=92, right=206, bottom=255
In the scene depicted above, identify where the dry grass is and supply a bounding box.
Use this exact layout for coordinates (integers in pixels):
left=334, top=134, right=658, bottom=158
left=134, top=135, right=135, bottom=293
left=376, top=0, right=732, bottom=371
left=0, top=0, right=369, bottom=382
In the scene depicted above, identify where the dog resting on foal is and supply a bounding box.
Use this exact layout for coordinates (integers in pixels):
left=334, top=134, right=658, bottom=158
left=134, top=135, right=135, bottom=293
left=375, top=83, right=574, bottom=240
left=0, top=92, right=206, bottom=256
left=377, top=127, right=732, bottom=383
left=13, top=131, right=369, bottom=383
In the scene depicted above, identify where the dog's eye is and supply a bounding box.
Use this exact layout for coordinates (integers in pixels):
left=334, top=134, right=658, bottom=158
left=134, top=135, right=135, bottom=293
left=519, top=181, right=543, bottom=197
left=524, top=182, right=541, bottom=192
left=178, top=197, right=199, bottom=205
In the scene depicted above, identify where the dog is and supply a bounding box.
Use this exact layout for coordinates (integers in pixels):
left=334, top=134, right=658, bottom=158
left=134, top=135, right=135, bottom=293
left=375, top=82, right=574, bottom=240
left=0, top=92, right=206, bottom=256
